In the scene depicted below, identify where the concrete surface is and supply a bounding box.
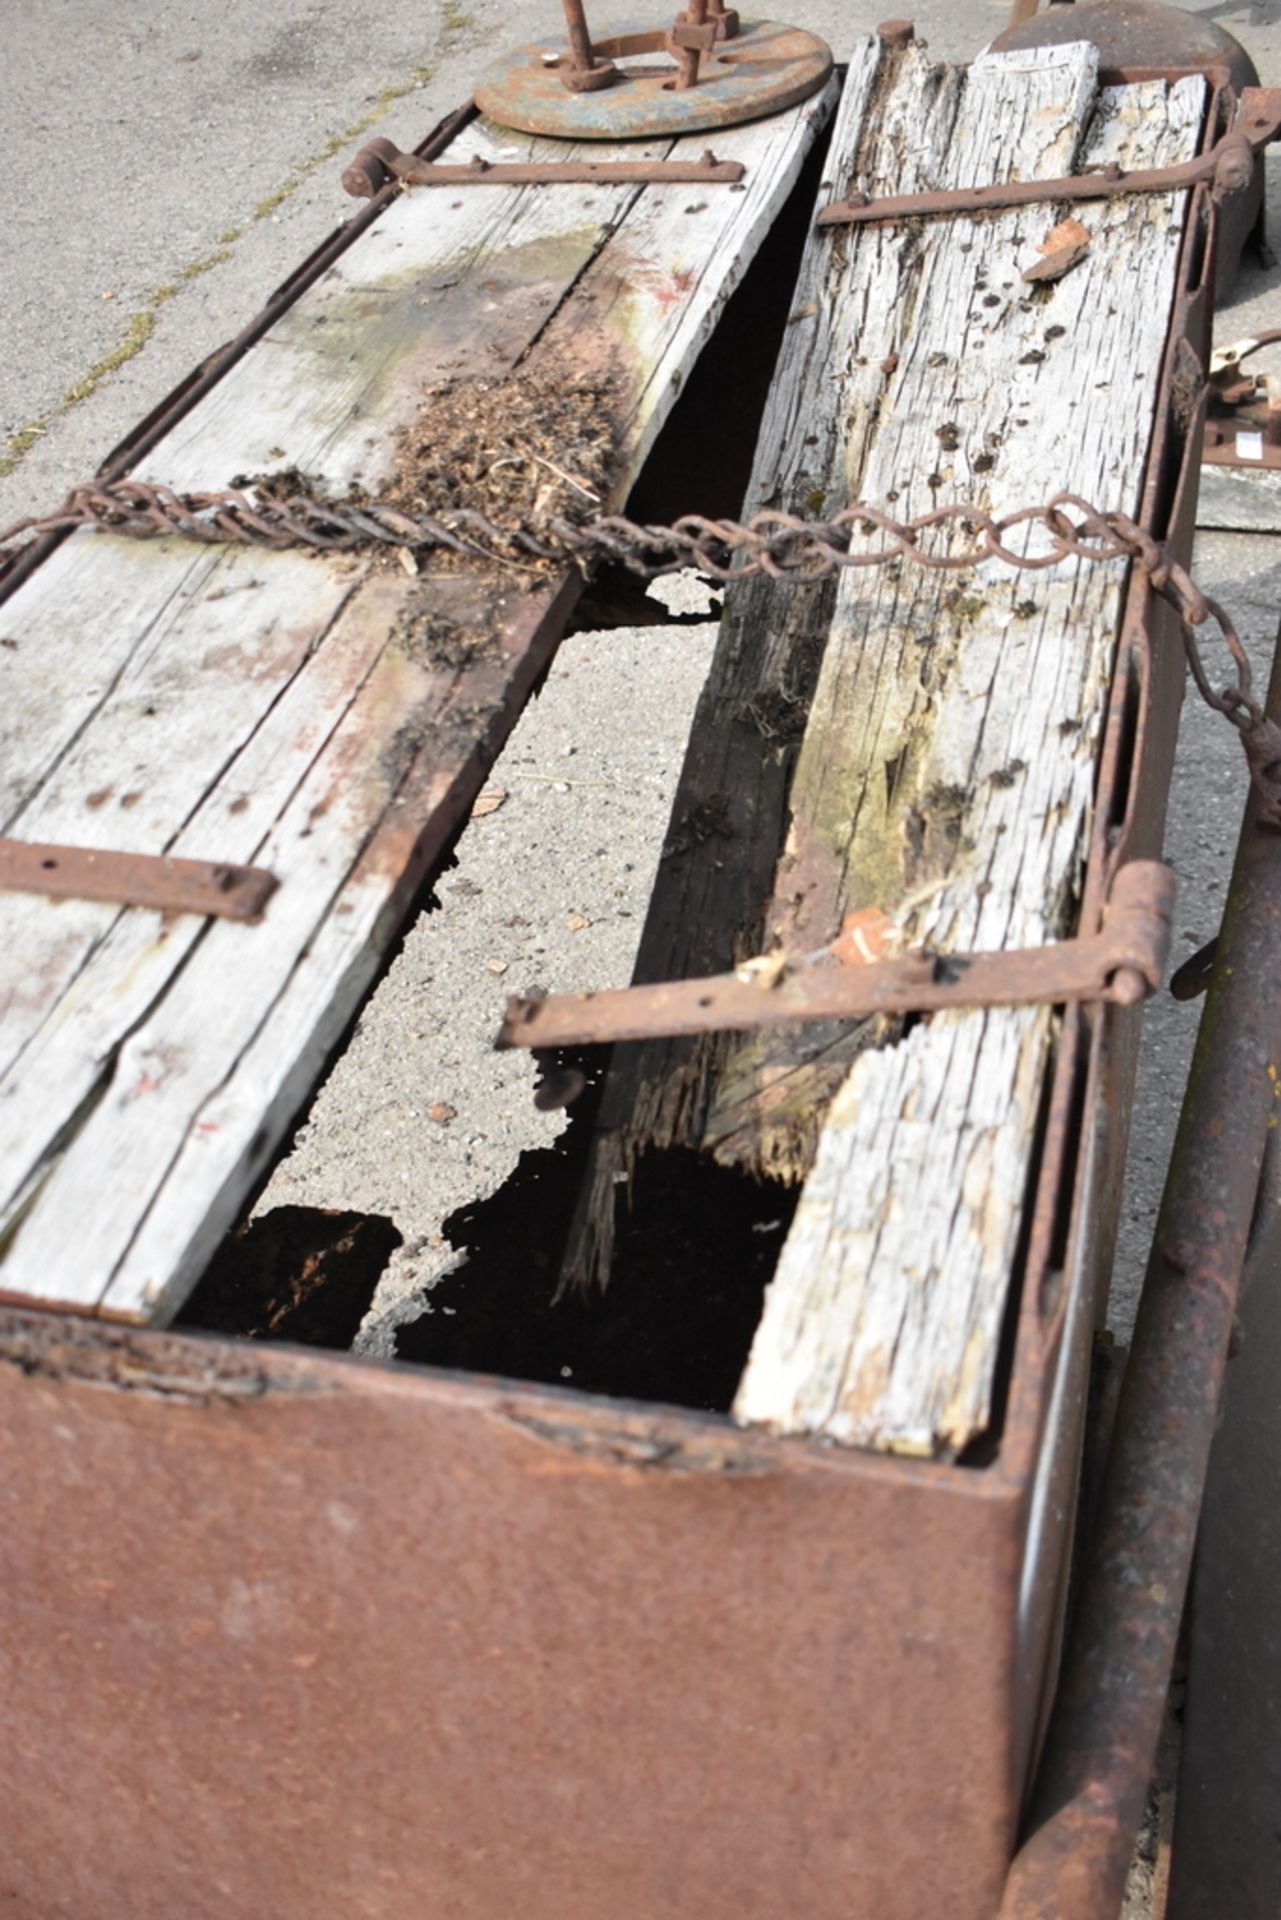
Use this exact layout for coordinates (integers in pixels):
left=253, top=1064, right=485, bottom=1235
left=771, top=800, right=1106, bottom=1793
left=2, top=1, right=1279, bottom=1361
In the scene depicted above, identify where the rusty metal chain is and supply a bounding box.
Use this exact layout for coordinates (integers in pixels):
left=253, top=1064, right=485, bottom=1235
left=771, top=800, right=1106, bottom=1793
left=5, top=477, right=1281, bottom=824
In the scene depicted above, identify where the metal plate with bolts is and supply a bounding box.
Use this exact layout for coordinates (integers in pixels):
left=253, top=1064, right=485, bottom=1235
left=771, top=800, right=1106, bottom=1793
left=474, top=17, right=833, bottom=140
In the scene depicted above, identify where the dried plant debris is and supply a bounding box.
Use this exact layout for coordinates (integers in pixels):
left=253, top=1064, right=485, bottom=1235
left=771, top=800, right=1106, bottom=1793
left=237, top=366, right=625, bottom=579
left=384, top=365, right=624, bottom=568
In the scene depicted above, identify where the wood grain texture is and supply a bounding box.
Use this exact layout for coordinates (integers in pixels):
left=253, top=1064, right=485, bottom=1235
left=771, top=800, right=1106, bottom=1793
left=0, top=89, right=836, bottom=1320
left=733, top=55, right=1204, bottom=1452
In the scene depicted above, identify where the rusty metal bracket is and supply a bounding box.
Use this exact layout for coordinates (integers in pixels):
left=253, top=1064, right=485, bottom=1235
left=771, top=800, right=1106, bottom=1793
left=495, top=860, right=1174, bottom=1052
left=342, top=134, right=745, bottom=199
left=0, top=839, right=278, bottom=922
left=1204, top=325, right=1281, bottom=468
left=817, top=88, right=1281, bottom=228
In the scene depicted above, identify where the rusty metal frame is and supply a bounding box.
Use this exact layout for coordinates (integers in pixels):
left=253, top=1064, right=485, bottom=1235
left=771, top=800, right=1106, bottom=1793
left=0, top=64, right=1239, bottom=1920
left=999, top=590, right=1281, bottom=1920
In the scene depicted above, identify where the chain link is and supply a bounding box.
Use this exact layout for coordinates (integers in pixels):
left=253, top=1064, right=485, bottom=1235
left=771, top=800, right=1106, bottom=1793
left=5, top=477, right=1280, bottom=823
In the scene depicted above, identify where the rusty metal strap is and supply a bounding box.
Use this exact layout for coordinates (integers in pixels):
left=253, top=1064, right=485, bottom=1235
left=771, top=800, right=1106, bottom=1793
left=0, top=839, right=278, bottom=922
left=495, top=861, right=1175, bottom=1052
left=816, top=89, right=1281, bottom=228
left=342, top=136, right=745, bottom=198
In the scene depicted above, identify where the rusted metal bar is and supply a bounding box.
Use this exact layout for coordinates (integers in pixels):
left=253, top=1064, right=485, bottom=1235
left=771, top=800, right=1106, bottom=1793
left=341, top=134, right=745, bottom=199
left=1166, top=1123, right=1281, bottom=1914
left=495, top=860, right=1173, bottom=1052
left=0, top=839, right=278, bottom=922
left=669, top=0, right=713, bottom=90
left=999, top=625, right=1281, bottom=1920
left=818, top=90, right=1281, bottom=227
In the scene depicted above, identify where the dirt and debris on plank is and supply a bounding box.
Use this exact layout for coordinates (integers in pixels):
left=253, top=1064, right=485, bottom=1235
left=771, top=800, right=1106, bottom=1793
left=390, top=365, right=623, bottom=539
left=255, top=366, right=629, bottom=682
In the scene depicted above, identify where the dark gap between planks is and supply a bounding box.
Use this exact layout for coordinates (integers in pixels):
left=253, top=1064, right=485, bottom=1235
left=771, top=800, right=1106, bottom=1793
left=177, top=1206, right=402, bottom=1347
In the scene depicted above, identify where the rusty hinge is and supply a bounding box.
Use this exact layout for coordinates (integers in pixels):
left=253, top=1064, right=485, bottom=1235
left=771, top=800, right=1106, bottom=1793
left=496, top=861, right=1173, bottom=1052
left=816, top=89, right=1281, bottom=229
left=0, top=839, right=278, bottom=922
left=342, top=135, right=745, bottom=200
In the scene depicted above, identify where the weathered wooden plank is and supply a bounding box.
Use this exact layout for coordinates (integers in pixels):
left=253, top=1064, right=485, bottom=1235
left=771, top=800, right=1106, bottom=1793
left=93, top=571, right=574, bottom=1321
left=0, top=86, right=837, bottom=1319
left=0, top=548, right=383, bottom=1240
left=733, top=58, right=1204, bottom=1453
left=0, top=122, right=660, bottom=1097
left=709, top=41, right=1129, bottom=1176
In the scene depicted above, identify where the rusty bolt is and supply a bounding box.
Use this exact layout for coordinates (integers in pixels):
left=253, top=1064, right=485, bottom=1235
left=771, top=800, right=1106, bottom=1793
left=558, top=0, right=617, bottom=91
left=877, top=19, right=915, bottom=49
left=560, top=58, right=617, bottom=92
left=1109, top=966, right=1149, bottom=1008
left=341, top=138, right=398, bottom=199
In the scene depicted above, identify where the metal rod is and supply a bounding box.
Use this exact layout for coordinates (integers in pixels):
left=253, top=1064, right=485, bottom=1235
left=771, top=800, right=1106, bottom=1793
left=560, top=0, right=597, bottom=71
left=673, top=0, right=710, bottom=90
left=818, top=92, right=1281, bottom=227
left=999, top=621, right=1281, bottom=1919
left=341, top=137, right=745, bottom=199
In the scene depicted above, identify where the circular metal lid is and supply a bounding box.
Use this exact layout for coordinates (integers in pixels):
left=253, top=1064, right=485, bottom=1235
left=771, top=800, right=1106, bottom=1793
left=474, top=17, right=833, bottom=141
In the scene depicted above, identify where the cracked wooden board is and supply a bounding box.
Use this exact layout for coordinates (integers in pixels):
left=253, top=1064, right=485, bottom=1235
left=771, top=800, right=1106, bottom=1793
left=0, top=84, right=837, bottom=1322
